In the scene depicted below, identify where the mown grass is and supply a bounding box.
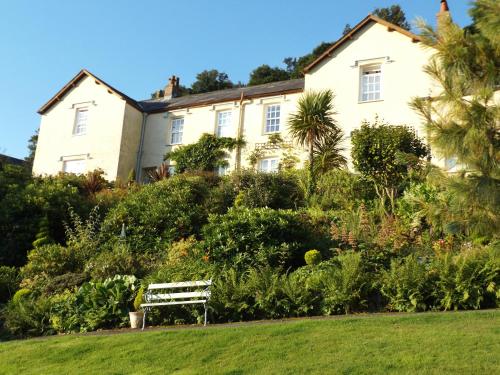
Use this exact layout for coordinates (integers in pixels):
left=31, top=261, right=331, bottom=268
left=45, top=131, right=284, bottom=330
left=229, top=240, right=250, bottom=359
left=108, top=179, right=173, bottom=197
left=0, top=310, right=498, bottom=375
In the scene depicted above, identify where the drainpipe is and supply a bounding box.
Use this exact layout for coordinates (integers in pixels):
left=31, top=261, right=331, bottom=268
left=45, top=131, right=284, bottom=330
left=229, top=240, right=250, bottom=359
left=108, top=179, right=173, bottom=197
left=235, top=92, right=249, bottom=171
left=135, top=112, right=148, bottom=182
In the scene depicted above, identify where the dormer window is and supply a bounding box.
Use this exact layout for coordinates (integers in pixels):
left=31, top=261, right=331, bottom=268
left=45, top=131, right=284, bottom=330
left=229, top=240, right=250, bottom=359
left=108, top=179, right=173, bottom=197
left=360, top=65, right=382, bottom=102
left=73, top=108, right=88, bottom=135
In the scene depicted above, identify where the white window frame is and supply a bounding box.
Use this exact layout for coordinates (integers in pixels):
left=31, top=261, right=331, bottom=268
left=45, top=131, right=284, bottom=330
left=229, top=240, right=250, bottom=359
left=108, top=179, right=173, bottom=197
left=216, top=110, right=232, bottom=137
left=359, top=65, right=382, bottom=103
left=171, top=117, right=184, bottom=145
left=73, top=107, right=88, bottom=135
left=258, top=157, right=279, bottom=173
left=216, top=164, right=229, bottom=176
left=264, top=104, right=281, bottom=134
left=62, top=159, right=86, bottom=175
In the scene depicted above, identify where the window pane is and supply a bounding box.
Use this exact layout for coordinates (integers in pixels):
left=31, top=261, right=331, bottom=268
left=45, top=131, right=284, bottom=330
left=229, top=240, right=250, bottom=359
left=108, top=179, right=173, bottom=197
left=63, top=159, right=86, bottom=174
left=360, top=66, right=381, bottom=102
left=171, top=118, right=184, bottom=144
left=74, top=108, right=88, bottom=135
left=265, top=105, right=281, bottom=133
left=217, top=111, right=232, bottom=137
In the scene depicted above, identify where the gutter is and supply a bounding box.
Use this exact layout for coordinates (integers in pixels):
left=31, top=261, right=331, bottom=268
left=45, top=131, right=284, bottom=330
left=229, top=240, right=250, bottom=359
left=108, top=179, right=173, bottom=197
left=135, top=112, right=148, bottom=182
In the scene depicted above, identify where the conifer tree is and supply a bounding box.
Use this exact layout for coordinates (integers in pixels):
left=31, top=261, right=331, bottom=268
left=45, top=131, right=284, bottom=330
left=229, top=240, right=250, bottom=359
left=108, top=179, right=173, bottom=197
left=411, top=1, right=500, bottom=238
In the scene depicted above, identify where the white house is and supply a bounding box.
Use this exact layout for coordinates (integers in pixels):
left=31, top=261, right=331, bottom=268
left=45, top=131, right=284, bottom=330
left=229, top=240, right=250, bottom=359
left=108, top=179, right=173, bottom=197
left=33, top=5, right=451, bottom=182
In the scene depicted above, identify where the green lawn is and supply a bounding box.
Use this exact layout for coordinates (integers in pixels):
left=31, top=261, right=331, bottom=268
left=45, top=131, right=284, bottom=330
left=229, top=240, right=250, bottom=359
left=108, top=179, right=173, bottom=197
left=0, top=310, right=498, bottom=375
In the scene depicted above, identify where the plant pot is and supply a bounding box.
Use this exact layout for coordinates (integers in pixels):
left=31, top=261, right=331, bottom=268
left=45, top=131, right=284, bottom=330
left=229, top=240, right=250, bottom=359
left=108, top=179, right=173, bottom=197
left=129, top=311, right=144, bottom=329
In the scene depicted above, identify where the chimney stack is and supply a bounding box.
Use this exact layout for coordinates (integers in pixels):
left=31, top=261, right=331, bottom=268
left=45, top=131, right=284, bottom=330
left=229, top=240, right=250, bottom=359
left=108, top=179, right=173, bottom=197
left=164, top=75, right=180, bottom=99
left=437, top=0, right=451, bottom=20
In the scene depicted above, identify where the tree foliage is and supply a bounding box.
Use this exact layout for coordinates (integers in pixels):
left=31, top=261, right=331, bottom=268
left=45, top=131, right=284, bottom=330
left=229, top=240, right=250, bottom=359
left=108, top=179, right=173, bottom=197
left=248, top=64, right=291, bottom=86
left=165, top=134, right=240, bottom=173
left=351, top=118, right=429, bottom=212
left=190, top=70, right=234, bottom=94
left=411, top=1, right=500, bottom=237
left=288, top=90, right=341, bottom=195
left=373, top=4, right=410, bottom=30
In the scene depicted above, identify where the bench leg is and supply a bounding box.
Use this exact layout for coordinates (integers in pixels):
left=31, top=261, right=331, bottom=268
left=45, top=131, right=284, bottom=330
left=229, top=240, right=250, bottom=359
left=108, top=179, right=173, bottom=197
left=142, top=309, right=147, bottom=330
left=204, top=304, right=208, bottom=326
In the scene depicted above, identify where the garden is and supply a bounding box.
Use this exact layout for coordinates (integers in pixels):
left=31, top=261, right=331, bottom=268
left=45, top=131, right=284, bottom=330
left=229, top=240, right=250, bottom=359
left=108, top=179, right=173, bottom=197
left=0, top=0, right=498, bottom=340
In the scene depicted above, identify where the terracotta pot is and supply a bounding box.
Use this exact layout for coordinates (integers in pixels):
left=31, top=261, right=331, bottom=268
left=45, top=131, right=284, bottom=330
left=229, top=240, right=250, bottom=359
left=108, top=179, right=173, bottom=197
left=129, top=311, right=144, bottom=329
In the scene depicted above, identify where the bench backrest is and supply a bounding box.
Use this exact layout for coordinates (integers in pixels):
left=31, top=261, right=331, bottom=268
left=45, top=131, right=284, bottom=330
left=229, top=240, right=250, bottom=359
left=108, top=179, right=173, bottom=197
left=145, top=280, right=212, bottom=303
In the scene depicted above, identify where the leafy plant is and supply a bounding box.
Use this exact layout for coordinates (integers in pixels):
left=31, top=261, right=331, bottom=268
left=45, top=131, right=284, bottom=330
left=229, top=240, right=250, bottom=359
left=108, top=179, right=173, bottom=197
left=318, top=253, right=366, bottom=314
left=380, top=254, right=431, bottom=312
left=0, top=266, right=20, bottom=304
left=165, top=134, right=240, bottom=173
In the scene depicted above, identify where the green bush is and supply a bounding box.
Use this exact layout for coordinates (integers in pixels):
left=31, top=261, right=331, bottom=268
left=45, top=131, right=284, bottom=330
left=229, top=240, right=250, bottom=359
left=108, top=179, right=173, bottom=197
left=318, top=252, right=366, bottom=314
left=85, top=243, right=144, bottom=281
left=380, top=254, right=431, bottom=312
left=311, top=170, right=375, bottom=211
left=202, top=207, right=323, bottom=270
left=231, top=170, right=304, bottom=209
left=3, top=293, right=54, bottom=338
left=133, top=287, right=144, bottom=311
left=304, top=250, right=322, bottom=266
left=0, top=266, right=20, bottom=304
left=12, top=288, right=31, bottom=304
left=102, top=176, right=213, bottom=253
left=432, top=247, right=500, bottom=310
left=280, top=269, right=319, bottom=317
left=51, top=275, right=139, bottom=333
left=210, top=268, right=255, bottom=322
left=21, top=244, right=79, bottom=286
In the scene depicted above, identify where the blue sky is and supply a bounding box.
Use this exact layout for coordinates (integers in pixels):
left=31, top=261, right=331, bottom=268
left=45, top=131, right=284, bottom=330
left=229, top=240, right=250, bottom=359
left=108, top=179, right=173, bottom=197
left=0, top=0, right=472, bottom=158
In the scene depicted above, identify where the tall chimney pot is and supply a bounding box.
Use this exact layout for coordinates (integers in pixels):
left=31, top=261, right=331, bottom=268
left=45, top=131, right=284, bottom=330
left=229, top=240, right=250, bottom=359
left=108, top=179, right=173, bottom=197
left=164, top=75, right=180, bottom=99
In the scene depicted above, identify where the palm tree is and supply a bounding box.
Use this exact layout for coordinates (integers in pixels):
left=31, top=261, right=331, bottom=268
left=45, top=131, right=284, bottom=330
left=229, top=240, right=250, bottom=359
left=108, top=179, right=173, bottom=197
left=288, top=90, right=340, bottom=194
left=313, top=127, right=347, bottom=175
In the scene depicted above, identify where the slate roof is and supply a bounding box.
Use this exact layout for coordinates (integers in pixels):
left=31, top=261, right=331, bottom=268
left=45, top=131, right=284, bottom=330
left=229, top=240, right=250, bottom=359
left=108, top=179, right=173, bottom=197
left=140, top=79, right=305, bottom=113
left=0, top=154, right=25, bottom=166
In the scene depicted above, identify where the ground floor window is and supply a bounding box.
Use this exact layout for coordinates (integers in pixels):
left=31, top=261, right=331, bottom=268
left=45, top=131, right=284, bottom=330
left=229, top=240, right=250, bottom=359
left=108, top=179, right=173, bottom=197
left=62, top=159, right=86, bottom=174
left=258, top=157, right=279, bottom=173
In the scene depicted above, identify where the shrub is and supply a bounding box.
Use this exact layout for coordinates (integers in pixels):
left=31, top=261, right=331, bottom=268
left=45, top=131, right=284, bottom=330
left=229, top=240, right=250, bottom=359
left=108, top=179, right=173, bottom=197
left=380, top=254, right=431, bottom=312
left=12, top=288, right=31, bottom=304
left=21, top=244, right=78, bottom=284
left=85, top=243, right=144, bottom=280
left=246, top=267, right=284, bottom=319
left=0, top=266, right=20, bottom=304
left=210, top=268, right=255, bottom=322
left=280, top=270, right=319, bottom=317
left=202, top=208, right=323, bottom=270
left=102, top=176, right=212, bottom=253
left=432, top=247, right=500, bottom=310
left=3, top=294, right=54, bottom=338
left=304, top=250, right=322, bottom=266
left=133, top=287, right=144, bottom=311
left=312, top=170, right=375, bottom=211
left=50, top=275, right=138, bottom=333
left=351, top=118, right=429, bottom=211
left=41, top=272, right=88, bottom=295
left=231, top=170, right=304, bottom=209
left=318, top=252, right=366, bottom=314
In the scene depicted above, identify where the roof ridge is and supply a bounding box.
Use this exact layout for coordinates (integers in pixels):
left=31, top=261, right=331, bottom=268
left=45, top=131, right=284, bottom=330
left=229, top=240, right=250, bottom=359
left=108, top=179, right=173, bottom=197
left=140, top=78, right=305, bottom=104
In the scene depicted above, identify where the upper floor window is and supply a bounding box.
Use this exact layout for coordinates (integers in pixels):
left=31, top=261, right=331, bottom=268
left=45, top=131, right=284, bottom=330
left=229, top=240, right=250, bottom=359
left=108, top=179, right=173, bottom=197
left=217, top=111, right=232, bottom=137
left=171, top=118, right=184, bottom=144
left=360, top=65, right=381, bottom=102
left=259, top=157, right=279, bottom=173
left=265, top=104, right=280, bottom=133
left=63, top=159, right=86, bottom=175
left=73, top=108, right=88, bottom=135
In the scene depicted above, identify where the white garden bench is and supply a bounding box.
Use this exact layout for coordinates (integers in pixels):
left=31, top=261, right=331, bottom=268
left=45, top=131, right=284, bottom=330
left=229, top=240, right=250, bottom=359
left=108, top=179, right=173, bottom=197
left=140, top=280, right=212, bottom=330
